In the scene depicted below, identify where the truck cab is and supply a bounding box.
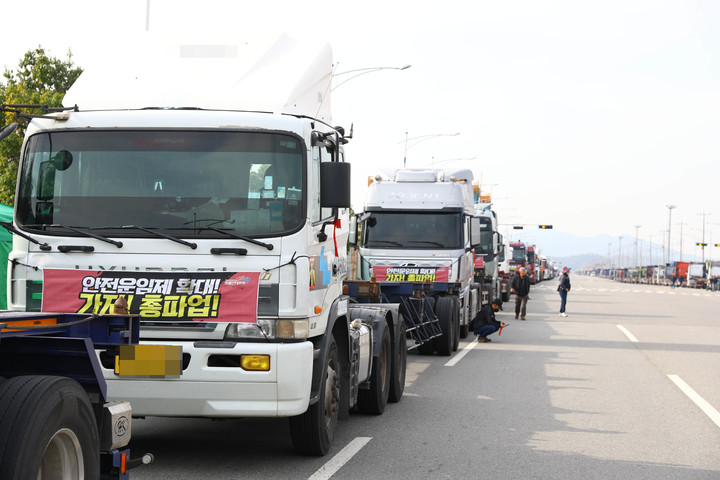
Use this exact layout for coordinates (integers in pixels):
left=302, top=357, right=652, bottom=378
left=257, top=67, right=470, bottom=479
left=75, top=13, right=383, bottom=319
left=350, top=168, right=481, bottom=351
left=472, top=203, right=501, bottom=305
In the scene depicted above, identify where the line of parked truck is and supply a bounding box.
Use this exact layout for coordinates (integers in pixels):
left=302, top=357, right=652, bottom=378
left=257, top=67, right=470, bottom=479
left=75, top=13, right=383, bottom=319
left=0, top=35, right=565, bottom=478
left=584, top=260, right=720, bottom=289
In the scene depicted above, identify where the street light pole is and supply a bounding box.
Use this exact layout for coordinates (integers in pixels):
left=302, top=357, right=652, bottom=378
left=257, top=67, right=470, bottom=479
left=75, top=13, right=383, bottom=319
left=698, top=211, right=710, bottom=262
left=401, top=132, right=460, bottom=168
left=634, top=225, right=641, bottom=267
left=331, top=64, right=411, bottom=91
left=667, top=205, right=676, bottom=263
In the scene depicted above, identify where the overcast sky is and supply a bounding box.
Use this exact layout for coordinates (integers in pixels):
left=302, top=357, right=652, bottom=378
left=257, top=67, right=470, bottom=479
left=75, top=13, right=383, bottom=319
left=1, top=0, right=718, bottom=260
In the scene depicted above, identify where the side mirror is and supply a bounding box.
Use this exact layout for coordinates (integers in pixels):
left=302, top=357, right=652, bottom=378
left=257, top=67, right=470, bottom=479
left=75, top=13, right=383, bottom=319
left=37, top=161, right=56, bottom=201
left=469, top=217, right=481, bottom=247
left=348, top=215, right=358, bottom=246
left=320, top=162, right=351, bottom=208
left=52, top=150, right=73, bottom=171
left=0, top=123, right=18, bottom=142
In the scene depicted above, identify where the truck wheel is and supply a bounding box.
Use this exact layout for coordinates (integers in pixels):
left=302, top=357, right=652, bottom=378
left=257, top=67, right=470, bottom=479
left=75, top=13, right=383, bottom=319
left=451, top=295, right=461, bottom=350
left=434, top=296, right=455, bottom=356
left=388, top=323, right=407, bottom=403
left=357, top=324, right=391, bottom=414
left=0, top=375, right=100, bottom=480
left=289, top=335, right=340, bottom=456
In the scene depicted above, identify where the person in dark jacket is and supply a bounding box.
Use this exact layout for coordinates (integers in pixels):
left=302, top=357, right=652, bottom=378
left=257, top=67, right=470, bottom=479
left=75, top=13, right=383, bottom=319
left=558, top=267, right=572, bottom=316
left=473, top=298, right=507, bottom=343
left=510, top=267, right=531, bottom=320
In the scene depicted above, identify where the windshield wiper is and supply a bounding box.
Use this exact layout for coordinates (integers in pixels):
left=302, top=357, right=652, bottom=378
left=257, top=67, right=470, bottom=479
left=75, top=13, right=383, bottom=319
left=366, top=240, right=404, bottom=247
left=26, top=224, right=123, bottom=248
left=176, top=226, right=273, bottom=251
left=408, top=240, right=445, bottom=247
left=0, top=222, right=51, bottom=250
left=117, top=225, right=197, bottom=249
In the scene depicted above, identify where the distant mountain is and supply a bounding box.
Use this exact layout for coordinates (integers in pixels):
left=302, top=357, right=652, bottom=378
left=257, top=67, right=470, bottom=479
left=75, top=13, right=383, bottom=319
left=525, top=231, right=616, bottom=258
left=522, top=230, right=696, bottom=269
left=549, top=254, right=605, bottom=271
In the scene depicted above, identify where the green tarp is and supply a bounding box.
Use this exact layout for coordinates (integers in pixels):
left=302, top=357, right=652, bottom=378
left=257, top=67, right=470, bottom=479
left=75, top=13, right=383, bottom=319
left=0, top=203, right=13, bottom=309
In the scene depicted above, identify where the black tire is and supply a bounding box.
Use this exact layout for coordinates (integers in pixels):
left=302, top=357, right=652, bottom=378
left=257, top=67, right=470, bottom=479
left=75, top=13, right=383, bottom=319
left=451, top=295, right=461, bottom=351
left=417, top=296, right=436, bottom=355
left=289, top=335, right=340, bottom=456
left=388, top=322, right=407, bottom=403
left=0, top=375, right=100, bottom=480
left=357, top=324, right=391, bottom=414
left=434, top=296, right=456, bottom=356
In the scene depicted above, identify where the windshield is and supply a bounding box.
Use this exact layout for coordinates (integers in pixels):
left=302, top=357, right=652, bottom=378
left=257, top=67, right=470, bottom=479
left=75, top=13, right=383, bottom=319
left=17, top=131, right=305, bottom=237
left=510, top=247, right=526, bottom=264
left=362, top=212, right=463, bottom=249
left=473, top=217, right=493, bottom=256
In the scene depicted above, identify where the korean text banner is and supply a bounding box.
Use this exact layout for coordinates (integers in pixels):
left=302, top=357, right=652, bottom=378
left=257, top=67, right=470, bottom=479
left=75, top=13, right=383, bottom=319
left=372, top=266, right=449, bottom=282
left=42, top=270, right=260, bottom=323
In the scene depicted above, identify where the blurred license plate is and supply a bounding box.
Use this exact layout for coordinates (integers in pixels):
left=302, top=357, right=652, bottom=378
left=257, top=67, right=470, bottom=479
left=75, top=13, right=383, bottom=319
left=115, top=344, right=182, bottom=376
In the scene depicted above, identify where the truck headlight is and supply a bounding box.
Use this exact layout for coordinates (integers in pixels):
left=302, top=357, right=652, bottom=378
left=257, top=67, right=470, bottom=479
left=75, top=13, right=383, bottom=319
left=225, top=319, right=309, bottom=340
left=276, top=319, right=309, bottom=339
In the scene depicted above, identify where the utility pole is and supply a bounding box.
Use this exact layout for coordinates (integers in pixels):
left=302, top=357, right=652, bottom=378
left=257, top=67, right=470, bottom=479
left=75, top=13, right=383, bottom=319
left=667, top=205, right=676, bottom=263
left=698, top=211, right=710, bottom=262
left=679, top=221, right=684, bottom=262
left=618, top=236, right=623, bottom=269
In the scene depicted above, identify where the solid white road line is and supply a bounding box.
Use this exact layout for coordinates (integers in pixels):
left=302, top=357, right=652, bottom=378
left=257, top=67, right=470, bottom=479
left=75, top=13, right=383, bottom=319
left=668, top=375, right=720, bottom=429
left=616, top=325, right=639, bottom=343
left=444, top=339, right=478, bottom=367
left=308, top=437, right=372, bottom=480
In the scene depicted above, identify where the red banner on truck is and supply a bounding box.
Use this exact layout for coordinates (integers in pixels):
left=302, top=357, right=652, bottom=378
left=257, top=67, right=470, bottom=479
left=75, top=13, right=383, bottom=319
left=42, top=270, right=260, bottom=323
left=372, top=266, right=449, bottom=282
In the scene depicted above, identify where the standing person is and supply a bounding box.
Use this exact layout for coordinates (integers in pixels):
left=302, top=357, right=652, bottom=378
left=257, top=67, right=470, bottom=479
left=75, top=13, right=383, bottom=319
left=510, top=267, right=531, bottom=320
left=558, top=267, right=571, bottom=317
left=473, top=298, right=507, bottom=343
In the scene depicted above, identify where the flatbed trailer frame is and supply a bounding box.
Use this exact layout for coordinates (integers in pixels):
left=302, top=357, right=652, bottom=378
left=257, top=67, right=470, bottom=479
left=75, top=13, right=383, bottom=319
left=0, top=311, right=152, bottom=479
left=345, top=280, right=466, bottom=354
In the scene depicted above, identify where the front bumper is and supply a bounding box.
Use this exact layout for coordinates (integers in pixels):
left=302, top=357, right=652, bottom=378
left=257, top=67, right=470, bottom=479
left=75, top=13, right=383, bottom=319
left=97, top=340, right=313, bottom=417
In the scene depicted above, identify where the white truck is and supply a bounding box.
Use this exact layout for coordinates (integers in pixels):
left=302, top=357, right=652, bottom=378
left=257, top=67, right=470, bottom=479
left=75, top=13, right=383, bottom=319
left=2, top=35, right=406, bottom=456
left=687, top=262, right=707, bottom=288
left=473, top=203, right=502, bottom=306
left=348, top=168, right=482, bottom=354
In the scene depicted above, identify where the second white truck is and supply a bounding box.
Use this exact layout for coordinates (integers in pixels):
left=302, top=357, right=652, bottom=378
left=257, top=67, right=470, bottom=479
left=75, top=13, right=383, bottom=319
left=349, top=168, right=482, bottom=353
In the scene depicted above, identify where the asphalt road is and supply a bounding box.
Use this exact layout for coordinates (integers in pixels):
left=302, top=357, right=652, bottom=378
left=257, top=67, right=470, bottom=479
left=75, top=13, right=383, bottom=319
left=129, top=275, right=720, bottom=479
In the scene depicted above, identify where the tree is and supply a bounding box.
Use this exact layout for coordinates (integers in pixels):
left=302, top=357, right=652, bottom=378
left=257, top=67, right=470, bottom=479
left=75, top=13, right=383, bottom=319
left=0, top=47, right=82, bottom=206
